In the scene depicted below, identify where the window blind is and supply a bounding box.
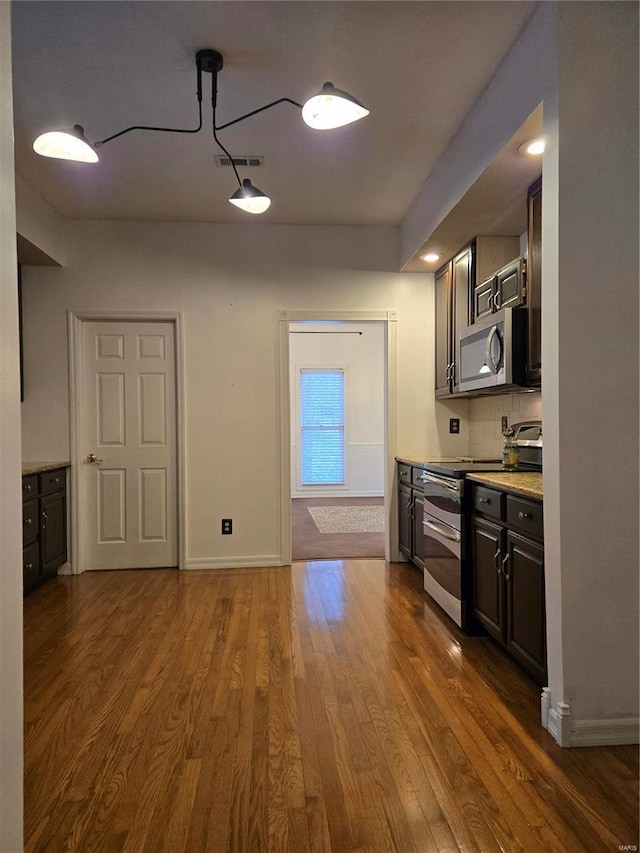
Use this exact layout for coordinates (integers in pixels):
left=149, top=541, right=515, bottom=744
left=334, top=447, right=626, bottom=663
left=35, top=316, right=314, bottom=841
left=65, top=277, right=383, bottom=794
left=299, top=369, right=345, bottom=485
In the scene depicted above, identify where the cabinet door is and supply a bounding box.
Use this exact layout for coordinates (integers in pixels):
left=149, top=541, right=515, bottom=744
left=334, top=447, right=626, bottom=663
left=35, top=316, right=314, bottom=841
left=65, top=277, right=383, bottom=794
left=435, top=262, right=452, bottom=396
left=473, top=277, right=495, bottom=322
left=451, top=246, right=472, bottom=392
left=471, top=517, right=504, bottom=642
left=504, top=531, right=546, bottom=685
left=23, top=542, right=40, bottom=595
left=398, top=483, right=413, bottom=558
left=41, top=490, right=67, bottom=578
left=495, top=263, right=525, bottom=311
left=526, top=177, right=542, bottom=384
left=412, top=491, right=426, bottom=570
left=23, top=498, right=39, bottom=547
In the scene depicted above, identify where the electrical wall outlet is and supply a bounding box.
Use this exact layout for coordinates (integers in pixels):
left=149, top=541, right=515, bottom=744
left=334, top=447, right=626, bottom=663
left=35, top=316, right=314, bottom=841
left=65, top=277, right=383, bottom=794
left=221, top=518, right=233, bottom=535
left=501, top=416, right=509, bottom=434
left=449, top=418, right=460, bottom=434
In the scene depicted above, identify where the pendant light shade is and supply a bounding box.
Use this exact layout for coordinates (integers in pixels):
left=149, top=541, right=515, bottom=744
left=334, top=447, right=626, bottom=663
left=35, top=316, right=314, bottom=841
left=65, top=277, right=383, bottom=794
left=302, top=82, right=369, bottom=130
left=228, top=178, right=271, bottom=215
left=33, top=124, right=99, bottom=162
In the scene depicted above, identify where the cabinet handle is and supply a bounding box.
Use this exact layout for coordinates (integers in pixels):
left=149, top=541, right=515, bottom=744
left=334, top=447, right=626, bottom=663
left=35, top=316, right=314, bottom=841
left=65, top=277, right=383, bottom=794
left=494, top=291, right=502, bottom=310
left=488, top=294, right=494, bottom=311
left=501, top=553, right=510, bottom=581
left=25, top=563, right=33, bottom=570
left=24, top=484, right=32, bottom=492
left=494, top=548, right=502, bottom=574
left=518, top=511, right=532, bottom=520
left=50, top=477, right=60, bottom=484
left=41, top=511, right=48, bottom=529
left=24, top=517, right=32, bottom=525
left=479, top=497, right=490, bottom=504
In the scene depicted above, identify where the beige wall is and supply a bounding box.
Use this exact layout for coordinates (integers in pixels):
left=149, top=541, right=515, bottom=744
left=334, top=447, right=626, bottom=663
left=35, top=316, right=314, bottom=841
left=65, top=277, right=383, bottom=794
left=20, top=220, right=461, bottom=568
left=0, top=3, right=24, bottom=848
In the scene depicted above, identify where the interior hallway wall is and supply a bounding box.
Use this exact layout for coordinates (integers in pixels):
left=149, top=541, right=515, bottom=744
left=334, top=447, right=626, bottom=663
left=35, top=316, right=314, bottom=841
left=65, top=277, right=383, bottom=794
left=19, top=219, right=460, bottom=569
left=0, top=3, right=24, bottom=847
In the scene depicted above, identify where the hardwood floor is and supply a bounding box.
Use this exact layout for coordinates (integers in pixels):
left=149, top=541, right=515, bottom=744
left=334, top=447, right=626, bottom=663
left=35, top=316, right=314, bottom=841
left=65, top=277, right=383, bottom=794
left=24, top=562, right=638, bottom=852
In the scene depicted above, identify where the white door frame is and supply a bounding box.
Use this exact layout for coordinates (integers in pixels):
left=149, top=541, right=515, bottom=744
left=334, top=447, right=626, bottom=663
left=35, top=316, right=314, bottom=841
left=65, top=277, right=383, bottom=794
left=277, top=309, right=399, bottom=564
left=68, top=311, right=187, bottom=573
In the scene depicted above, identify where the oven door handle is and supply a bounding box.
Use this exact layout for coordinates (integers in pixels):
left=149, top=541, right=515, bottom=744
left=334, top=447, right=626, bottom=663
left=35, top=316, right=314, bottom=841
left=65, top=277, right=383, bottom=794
left=485, top=324, right=501, bottom=375
left=423, top=518, right=461, bottom=544
left=425, top=472, right=461, bottom=494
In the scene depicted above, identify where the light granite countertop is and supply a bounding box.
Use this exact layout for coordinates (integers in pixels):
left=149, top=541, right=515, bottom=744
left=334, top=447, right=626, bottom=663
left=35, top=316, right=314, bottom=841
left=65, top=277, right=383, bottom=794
left=22, top=461, right=71, bottom=476
left=466, top=471, right=543, bottom=500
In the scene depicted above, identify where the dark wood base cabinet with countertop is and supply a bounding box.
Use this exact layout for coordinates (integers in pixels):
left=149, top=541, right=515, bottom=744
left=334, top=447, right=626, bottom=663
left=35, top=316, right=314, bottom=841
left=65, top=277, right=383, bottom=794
left=398, top=462, right=427, bottom=570
left=22, top=467, right=68, bottom=594
left=470, top=483, right=547, bottom=685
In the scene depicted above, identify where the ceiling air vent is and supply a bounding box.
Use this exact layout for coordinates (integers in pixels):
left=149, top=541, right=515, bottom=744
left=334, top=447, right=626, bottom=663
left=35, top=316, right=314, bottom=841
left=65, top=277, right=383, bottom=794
left=214, top=155, right=265, bottom=168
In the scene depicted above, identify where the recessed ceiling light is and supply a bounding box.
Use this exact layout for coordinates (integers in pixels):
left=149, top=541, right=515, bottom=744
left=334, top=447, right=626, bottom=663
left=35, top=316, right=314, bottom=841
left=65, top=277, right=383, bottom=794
left=519, top=137, right=545, bottom=156
left=421, top=252, right=442, bottom=263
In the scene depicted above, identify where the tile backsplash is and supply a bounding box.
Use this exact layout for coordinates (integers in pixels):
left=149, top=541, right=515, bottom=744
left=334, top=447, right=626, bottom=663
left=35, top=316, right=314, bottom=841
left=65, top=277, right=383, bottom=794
left=468, top=391, right=542, bottom=457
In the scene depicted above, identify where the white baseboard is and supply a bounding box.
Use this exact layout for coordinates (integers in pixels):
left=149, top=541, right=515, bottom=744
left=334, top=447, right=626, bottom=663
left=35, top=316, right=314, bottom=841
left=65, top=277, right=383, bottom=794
left=542, top=690, right=639, bottom=746
left=184, top=555, right=285, bottom=570
left=571, top=718, right=639, bottom=747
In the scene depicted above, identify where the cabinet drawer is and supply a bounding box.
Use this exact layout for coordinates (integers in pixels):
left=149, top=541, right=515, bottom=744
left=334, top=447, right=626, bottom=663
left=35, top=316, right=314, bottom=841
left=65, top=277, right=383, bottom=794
left=471, top=485, right=504, bottom=520
left=22, top=475, right=37, bottom=499
left=411, top=467, right=428, bottom=491
left=398, top=463, right=412, bottom=485
left=507, top=495, right=543, bottom=539
left=39, top=468, right=66, bottom=495
left=23, top=542, right=40, bottom=592
left=23, top=499, right=39, bottom=546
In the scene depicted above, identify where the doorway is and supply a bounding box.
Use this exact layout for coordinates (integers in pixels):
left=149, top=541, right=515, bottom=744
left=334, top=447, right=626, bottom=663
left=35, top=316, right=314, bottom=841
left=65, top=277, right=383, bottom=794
left=277, top=309, right=399, bottom=565
left=69, top=313, right=186, bottom=572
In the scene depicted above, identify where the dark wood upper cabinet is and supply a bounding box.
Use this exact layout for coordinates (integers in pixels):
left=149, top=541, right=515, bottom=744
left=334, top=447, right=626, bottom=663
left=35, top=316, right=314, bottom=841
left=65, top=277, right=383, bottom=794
left=526, top=176, right=542, bottom=385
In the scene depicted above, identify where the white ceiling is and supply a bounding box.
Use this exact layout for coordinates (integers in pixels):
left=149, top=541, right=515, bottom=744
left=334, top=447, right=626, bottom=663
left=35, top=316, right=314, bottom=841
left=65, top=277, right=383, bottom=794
left=11, top=1, right=538, bottom=242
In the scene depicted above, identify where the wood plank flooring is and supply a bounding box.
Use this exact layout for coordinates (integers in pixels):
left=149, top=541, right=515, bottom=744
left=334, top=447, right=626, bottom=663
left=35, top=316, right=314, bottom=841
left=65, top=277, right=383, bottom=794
left=24, top=561, right=638, bottom=852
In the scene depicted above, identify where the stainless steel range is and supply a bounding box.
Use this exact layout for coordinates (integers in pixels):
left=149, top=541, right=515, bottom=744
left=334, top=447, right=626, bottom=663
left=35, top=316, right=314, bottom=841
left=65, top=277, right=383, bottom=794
left=421, top=422, right=542, bottom=630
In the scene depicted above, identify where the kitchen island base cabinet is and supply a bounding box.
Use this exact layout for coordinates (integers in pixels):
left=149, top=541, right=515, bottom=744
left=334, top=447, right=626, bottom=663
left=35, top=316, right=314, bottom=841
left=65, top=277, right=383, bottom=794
left=22, top=467, right=68, bottom=595
left=470, top=484, right=546, bottom=686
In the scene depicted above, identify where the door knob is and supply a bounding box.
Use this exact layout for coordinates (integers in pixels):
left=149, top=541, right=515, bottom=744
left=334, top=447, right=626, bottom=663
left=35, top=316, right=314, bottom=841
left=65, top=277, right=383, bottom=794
left=86, top=453, right=103, bottom=464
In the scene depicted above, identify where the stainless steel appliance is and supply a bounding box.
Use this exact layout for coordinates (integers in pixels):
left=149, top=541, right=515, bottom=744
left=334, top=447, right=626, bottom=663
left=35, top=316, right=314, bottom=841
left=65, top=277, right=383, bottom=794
left=421, top=432, right=542, bottom=630
left=458, top=307, right=527, bottom=393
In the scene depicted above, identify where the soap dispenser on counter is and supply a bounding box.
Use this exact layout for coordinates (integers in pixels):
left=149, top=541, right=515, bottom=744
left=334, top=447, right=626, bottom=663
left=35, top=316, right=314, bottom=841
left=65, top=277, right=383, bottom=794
left=502, top=426, right=519, bottom=470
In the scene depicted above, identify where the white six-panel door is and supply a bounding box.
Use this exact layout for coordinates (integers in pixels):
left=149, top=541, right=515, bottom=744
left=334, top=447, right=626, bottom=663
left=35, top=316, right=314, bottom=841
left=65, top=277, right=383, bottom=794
left=81, top=321, right=177, bottom=569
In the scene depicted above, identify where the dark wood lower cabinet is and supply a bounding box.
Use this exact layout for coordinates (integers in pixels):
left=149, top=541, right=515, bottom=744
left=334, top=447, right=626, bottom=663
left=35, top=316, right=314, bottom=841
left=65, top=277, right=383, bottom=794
left=505, top=531, right=546, bottom=685
left=471, top=485, right=546, bottom=685
left=22, top=467, right=68, bottom=594
left=471, top=517, right=503, bottom=641
left=397, top=463, right=426, bottom=571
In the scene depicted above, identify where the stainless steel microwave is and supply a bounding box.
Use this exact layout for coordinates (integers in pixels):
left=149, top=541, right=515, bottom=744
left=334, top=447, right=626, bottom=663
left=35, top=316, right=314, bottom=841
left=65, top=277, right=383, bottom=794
left=458, top=307, right=527, bottom=393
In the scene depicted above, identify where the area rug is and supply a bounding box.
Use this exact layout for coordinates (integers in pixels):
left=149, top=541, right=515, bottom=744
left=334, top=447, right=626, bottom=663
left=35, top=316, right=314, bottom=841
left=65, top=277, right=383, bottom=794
left=307, top=505, right=385, bottom=534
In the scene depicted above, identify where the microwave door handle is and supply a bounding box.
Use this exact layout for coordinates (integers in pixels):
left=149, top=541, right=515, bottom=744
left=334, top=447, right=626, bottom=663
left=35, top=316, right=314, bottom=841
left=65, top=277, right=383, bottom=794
left=485, top=324, right=500, bottom=374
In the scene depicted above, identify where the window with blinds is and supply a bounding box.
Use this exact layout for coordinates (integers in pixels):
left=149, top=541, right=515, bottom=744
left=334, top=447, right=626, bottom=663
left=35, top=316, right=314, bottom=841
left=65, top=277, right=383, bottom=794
left=299, top=368, right=345, bottom=485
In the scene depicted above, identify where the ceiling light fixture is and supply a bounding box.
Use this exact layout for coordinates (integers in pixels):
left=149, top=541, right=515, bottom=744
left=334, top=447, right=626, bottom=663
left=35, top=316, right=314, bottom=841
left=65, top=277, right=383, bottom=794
left=32, top=48, right=369, bottom=216
left=33, top=124, right=99, bottom=162
left=518, top=137, right=546, bottom=156
left=421, top=252, right=442, bottom=263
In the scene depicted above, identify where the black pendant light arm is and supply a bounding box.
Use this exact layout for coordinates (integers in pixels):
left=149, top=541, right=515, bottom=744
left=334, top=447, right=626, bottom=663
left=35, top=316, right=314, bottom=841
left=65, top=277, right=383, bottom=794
left=215, top=97, right=303, bottom=132
left=208, top=60, right=242, bottom=188
left=94, top=52, right=206, bottom=148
